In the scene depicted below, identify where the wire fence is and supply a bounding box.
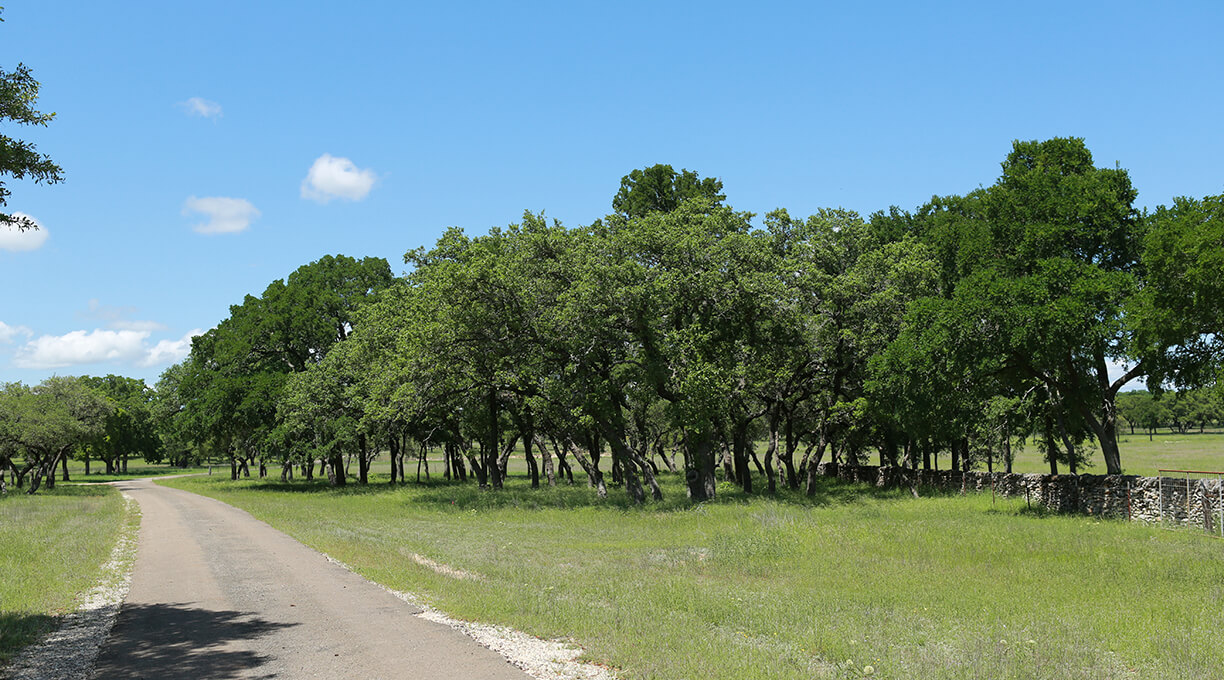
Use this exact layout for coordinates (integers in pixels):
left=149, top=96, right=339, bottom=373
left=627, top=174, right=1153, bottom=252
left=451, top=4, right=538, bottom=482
left=1157, top=469, right=1224, bottom=537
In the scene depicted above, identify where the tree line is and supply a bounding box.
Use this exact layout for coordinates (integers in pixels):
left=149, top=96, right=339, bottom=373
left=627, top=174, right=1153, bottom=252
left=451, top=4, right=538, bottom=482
left=5, top=139, right=1223, bottom=498
left=0, top=376, right=164, bottom=493
left=1116, top=389, right=1224, bottom=440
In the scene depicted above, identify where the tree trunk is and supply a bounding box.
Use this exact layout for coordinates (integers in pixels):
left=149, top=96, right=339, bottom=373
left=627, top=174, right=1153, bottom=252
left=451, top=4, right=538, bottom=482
left=804, top=432, right=829, bottom=496
left=685, top=428, right=717, bottom=501
left=731, top=422, right=752, bottom=493
left=539, top=437, right=556, bottom=487
left=1044, top=417, right=1059, bottom=475
left=486, top=389, right=502, bottom=490
left=61, top=453, right=70, bottom=482
left=764, top=409, right=780, bottom=495
left=330, top=452, right=346, bottom=486
left=524, top=433, right=539, bottom=489
left=780, top=417, right=799, bottom=489
left=569, top=437, right=606, bottom=498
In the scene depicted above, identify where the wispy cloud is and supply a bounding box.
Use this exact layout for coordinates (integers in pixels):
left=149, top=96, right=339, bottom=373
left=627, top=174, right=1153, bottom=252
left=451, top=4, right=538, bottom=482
left=77, top=299, right=167, bottom=332
left=181, top=97, right=222, bottom=119
left=182, top=196, right=260, bottom=234
left=0, top=321, right=33, bottom=344
left=0, top=213, right=50, bottom=252
left=301, top=153, right=377, bottom=203
left=13, top=328, right=202, bottom=370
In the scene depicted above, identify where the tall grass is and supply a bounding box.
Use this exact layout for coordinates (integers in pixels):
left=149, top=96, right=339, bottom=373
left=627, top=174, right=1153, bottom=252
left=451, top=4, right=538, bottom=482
left=0, top=485, right=128, bottom=663
left=162, top=473, right=1224, bottom=679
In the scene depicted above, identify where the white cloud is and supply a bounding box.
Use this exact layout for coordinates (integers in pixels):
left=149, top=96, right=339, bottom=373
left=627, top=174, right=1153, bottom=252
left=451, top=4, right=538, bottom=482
left=0, top=321, right=33, bottom=344
left=0, top=213, right=50, bottom=252
left=140, top=329, right=202, bottom=367
left=301, top=153, right=377, bottom=203
left=181, top=97, right=222, bottom=119
left=13, top=328, right=203, bottom=370
left=182, top=196, right=260, bottom=234
left=15, top=329, right=151, bottom=369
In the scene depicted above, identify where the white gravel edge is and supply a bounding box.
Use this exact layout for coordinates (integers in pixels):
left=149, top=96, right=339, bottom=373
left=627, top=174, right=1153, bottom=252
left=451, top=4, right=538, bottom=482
left=319, top=553, right=617, bottom=680
left=2, top=492, right=139, bottom=680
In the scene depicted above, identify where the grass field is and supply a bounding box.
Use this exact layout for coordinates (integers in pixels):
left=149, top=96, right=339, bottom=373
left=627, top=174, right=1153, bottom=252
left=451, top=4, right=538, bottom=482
left=363, top=429, right=1224, bottom=481
left=0, top=484, right=132, bottom=664
left=1009, top=430, right=1224, bottom=477
left=8, top=456, right=211, bottom=485
left=161, top=472, right=1224, bottom=680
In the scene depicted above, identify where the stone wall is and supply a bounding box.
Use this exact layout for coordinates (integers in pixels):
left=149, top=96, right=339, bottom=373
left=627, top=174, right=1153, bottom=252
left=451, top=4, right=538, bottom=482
left=815, top=463, right=1224, bottom=533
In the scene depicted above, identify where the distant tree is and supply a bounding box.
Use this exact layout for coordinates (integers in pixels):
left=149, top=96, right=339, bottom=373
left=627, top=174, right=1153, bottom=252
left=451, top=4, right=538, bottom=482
left=152, top=362, right=201, bottom=468
left=612, top=164, right=724, bottom=218
left=79, top=375, right=162, bottom=474
left=180, top=254, right=392, bottom=481
left=0, top=378, right=112, bottom=494
left=1, top=8, right=64, bottom=230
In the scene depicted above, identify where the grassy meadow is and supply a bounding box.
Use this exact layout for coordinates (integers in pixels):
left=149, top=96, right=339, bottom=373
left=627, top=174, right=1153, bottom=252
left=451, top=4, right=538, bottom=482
left=1008, top=430, right=1224, bottom=477
left=8, top=456, right=212, bottom=485
left=161, top=472, right=1224, bottom=680
left=0, top=484, right=132, bottom=664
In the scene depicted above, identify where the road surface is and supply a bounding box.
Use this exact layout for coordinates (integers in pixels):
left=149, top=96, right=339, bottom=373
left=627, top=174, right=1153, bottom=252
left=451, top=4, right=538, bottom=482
left=92, top=478, right=531, bottom=679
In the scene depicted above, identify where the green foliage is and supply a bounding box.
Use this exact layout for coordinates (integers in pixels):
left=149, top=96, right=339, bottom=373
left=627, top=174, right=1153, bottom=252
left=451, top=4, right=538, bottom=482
left=177, top=254, right=392, bottom=478
left=612, top=164, right=724, bottom=218
left=0, top=378, right=113, bottom=493
left=1133, top=193, right=1224, bottom=391
left=0, top=8, right=64, bottom=230
left=170, top=143, right=1224, bottom=496
left=79, top=375, right=162, bottom=467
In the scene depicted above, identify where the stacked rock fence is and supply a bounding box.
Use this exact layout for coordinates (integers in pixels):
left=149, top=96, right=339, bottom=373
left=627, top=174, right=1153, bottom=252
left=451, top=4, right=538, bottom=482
left=815, top=463, right=1224, bottom=536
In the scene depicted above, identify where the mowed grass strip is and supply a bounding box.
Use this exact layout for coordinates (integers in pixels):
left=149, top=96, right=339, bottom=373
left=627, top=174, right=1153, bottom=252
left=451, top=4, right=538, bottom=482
left=161, top=473, right=1224, bottom=680
left=0, top=484, right=127, bottom=663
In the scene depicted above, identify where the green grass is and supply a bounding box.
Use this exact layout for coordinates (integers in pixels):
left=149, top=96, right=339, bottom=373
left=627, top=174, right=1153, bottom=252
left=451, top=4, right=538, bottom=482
left=0, top=484, right=131, bottom=664
left=10, top=456, right=211, bottom=485
left=1009, top=430, right=1224, bottom=477
left=160, top=472, right=1224, bottom=680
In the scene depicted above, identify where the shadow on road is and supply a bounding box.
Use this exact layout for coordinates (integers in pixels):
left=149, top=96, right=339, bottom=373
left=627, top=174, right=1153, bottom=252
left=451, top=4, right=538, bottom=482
left=92, top=603, right=297, bottom=679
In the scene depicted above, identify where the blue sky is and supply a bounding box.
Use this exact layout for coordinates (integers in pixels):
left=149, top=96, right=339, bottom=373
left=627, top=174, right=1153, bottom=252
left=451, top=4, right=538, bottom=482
left=1, top=1, right=1221, bottom=386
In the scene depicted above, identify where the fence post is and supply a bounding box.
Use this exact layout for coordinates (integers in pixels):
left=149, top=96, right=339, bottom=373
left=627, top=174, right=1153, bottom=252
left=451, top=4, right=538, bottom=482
left=1158, top=475, right=1163, bottom=525
left=1187, top=472, right=1192, bottom=526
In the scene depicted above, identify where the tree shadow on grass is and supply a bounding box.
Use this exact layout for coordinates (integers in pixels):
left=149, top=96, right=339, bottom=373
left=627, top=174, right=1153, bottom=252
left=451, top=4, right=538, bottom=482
left=92, top=603, right=297, bottom=680
left=188, top=469, right=916, bottom=513
left=0, top=612, right=56, bottom=665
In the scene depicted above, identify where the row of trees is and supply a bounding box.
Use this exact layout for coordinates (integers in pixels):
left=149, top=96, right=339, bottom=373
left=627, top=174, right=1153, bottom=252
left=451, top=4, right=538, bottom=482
left=1116, top=389, right=1224, bottom=439
left=0, top=376, right=163, bottom=493
left=150, top=139, right=1224, bottom=502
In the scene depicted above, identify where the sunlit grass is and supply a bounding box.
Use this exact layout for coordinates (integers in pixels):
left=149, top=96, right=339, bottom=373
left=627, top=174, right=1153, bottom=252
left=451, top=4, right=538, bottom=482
left=0, top=485, right=128, bottom=664
left=10, top=456, right=211, bottom=485
left=161, top=472, right=1224, bottom=679
left=1010, top=430, right=1224, bottom=477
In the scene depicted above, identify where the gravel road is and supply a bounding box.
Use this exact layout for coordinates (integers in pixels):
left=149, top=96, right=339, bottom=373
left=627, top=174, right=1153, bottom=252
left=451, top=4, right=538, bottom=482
left=86, top=478, right=534, bottom=680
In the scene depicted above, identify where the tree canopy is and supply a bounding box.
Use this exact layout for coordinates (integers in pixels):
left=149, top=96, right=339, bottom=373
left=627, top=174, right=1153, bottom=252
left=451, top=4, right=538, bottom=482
left=0, top=8, right=64, bottom=230
left=32, top=145, right=1219, bottom=503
